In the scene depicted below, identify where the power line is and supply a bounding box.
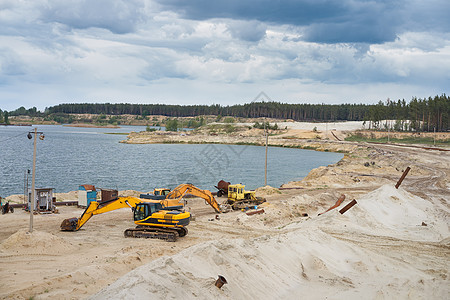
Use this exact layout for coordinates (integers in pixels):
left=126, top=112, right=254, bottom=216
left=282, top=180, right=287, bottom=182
left=0, top=130, right=30, bottom=143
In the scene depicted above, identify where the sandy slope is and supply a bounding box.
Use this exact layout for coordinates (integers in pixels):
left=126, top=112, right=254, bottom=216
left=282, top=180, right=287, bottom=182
left=0, top=138, right=449, bottom=299
left=91, top=184, right=449, bottom=300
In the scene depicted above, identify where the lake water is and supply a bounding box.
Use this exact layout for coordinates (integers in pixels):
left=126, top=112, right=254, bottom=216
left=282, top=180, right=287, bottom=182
left=0, top=125, right=343, bottom=197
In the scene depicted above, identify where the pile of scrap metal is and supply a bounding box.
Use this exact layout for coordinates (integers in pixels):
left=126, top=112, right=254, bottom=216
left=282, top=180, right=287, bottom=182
left=1, top=198, right=14, bottom=214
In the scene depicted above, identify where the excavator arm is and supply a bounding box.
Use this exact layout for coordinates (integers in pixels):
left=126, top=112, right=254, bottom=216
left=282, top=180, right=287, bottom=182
left=166, top=184, right=222, bottom=213
left=61, top=196, right=151, bottom=231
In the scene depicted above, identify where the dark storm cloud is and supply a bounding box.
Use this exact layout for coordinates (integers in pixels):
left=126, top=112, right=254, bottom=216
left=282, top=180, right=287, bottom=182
left=155, top=0, right=450, bottom=44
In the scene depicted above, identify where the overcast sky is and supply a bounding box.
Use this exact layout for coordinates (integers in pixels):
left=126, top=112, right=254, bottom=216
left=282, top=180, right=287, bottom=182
left=0, top=0, right=449, bottom=111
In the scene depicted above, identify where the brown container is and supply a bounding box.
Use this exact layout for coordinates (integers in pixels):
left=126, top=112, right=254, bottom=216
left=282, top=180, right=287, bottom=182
left=215, top=275, right=227, bottom=289
left=101, top=189, right=118, bottom=202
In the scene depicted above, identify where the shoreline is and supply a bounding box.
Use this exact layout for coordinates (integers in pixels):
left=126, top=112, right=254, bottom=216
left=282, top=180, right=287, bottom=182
left=3, top=128, right=448, bottom=201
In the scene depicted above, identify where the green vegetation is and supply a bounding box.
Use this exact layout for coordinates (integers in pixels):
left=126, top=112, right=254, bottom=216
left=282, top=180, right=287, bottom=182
left=184, top=117, right=205, bottom=128
left=203, top=123, right=240, bottom=134
left=2, top=94, right=448, bottom=131
left=165, top=119, right=179, bottom=131
left=345, top=132, right=450, bottom=146
left=223, top=117, right=235, bottom=123
left=253, top=121, right=279, bottom=130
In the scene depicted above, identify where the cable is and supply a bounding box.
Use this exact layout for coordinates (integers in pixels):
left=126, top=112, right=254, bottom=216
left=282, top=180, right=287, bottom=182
left=0, top=130, right=31, bottom=143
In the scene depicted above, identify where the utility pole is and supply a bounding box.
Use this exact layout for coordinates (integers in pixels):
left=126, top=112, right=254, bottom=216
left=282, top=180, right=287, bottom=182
left=264, top=120, right=268, bottom=186
left=28, top=128, right=44, bottom=233
left=434, top=127, right=436, bottom=146
left=387, top=120, right=390, bottom=143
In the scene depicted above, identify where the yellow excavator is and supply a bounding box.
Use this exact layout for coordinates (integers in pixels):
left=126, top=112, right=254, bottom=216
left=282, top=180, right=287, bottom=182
left=60, top=196, right=190, bottom=242
left=165, top=183, right=223, bottom=213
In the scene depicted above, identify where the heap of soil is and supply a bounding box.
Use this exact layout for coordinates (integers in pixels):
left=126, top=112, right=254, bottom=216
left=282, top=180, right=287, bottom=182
left=0, top=229, right=76, bottom=255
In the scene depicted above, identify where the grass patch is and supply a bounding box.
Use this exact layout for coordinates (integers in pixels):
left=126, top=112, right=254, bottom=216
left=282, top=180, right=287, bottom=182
left=345, top=133, right=450, bottom=146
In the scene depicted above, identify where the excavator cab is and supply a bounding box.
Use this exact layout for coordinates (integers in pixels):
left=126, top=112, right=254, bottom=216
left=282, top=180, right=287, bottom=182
left=228, top=184, right=247, bottom=201
left=133, top=202, right=163, bottom=222
left=154, top=188, right=170, bottom=196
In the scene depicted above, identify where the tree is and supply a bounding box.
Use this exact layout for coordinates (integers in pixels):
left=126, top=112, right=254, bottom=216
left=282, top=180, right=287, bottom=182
left=4, top=111, right=9, bottom=124
left=165, top=119, right=179, bottom=131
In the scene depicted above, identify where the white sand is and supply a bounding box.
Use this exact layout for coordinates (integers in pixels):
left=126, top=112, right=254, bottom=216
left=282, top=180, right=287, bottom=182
left=91, top=184, right=449, bottom=299
left=235, top=121, right=365, bottom=132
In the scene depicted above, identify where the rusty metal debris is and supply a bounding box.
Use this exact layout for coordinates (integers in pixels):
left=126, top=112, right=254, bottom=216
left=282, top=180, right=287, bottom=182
left=395, top=167, right=411, bottom=189
left=318, top=194, right=345, bottom=216
left=215, top=180, right=230, bottom=197
left=215, top=275, right=227, bottom=289
left=246, top=208, right=265, bottom=216
left=339, top=199, right=357, bottom=214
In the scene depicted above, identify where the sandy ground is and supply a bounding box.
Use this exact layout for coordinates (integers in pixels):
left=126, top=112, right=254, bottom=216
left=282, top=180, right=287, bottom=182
left=1, top=125, right=449, bottom=299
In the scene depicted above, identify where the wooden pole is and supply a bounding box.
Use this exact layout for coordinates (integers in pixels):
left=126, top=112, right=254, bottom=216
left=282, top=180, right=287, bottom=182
left=30, top=128, right=37, bottom=233
left=264, top=121, right=268, bottom=186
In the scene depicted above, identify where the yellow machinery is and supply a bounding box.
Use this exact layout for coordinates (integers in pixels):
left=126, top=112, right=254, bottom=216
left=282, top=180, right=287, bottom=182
left=140, top=188, right=171, bottom=200
left=165, top=184, right=223, bottom=213
left=227, top=184, right=266, bottom=210
left=60, top=196, right=190, bottom=242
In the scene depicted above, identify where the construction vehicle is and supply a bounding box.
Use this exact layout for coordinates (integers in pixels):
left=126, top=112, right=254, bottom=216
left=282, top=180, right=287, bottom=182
left=226, top=184, right=265, bottom=210
left=60, top=196, right=190, bottom=242
left=140, top=188, right=171, bottom=200
left=165, top=183, right=223, bottom=213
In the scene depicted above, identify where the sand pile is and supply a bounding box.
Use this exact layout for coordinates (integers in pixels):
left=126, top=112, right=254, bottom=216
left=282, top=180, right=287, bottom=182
left=0, top=229, right=76, bottom=255
left=54, top=190, right=78, bottom=201
left=119, top=190, right=143, bottom=197
left=255, top=185, right=281, bottom=196
left=92, top=184, right=449, bottom=299
left=327, top=185, right=449, bottom=242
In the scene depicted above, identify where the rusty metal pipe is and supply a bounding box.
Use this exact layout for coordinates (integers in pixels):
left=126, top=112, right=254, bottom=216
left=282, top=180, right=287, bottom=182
left=339, top=199, right=357, bottom=214
left=215, top=275, right=227, bottom=289
left=395, top=167, right=411, bottom=189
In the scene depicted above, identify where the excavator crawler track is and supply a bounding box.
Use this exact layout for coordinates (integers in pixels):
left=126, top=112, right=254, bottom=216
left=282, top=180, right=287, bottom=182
left=124, top=226, right=183, bottom=242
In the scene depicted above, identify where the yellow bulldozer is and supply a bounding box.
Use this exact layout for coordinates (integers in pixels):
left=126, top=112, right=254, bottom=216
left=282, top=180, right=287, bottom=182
left=226, top=183, right=266, bottom=210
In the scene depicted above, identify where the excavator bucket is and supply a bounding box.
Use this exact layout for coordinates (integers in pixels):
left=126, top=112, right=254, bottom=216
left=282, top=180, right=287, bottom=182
left=60, top=217, right=79, bottom=231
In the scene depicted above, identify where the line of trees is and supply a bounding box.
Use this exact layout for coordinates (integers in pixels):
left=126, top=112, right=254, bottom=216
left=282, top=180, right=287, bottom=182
left=3, top=94, right=449, bottom=131
left=0, top=109, right=9, bottom=124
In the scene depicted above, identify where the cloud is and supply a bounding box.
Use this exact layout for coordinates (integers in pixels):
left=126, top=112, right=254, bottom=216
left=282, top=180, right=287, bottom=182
left=226, top=20, right=267, bottom=42
left=156, top=0, right=450, bottom=44
left=40, top=0, right=147, bottom=34
left=0, top=0, right=448, bottom=112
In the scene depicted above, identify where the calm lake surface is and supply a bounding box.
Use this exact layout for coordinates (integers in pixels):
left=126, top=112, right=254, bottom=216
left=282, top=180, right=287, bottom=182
left=0, top=125, right=343, bottom=197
